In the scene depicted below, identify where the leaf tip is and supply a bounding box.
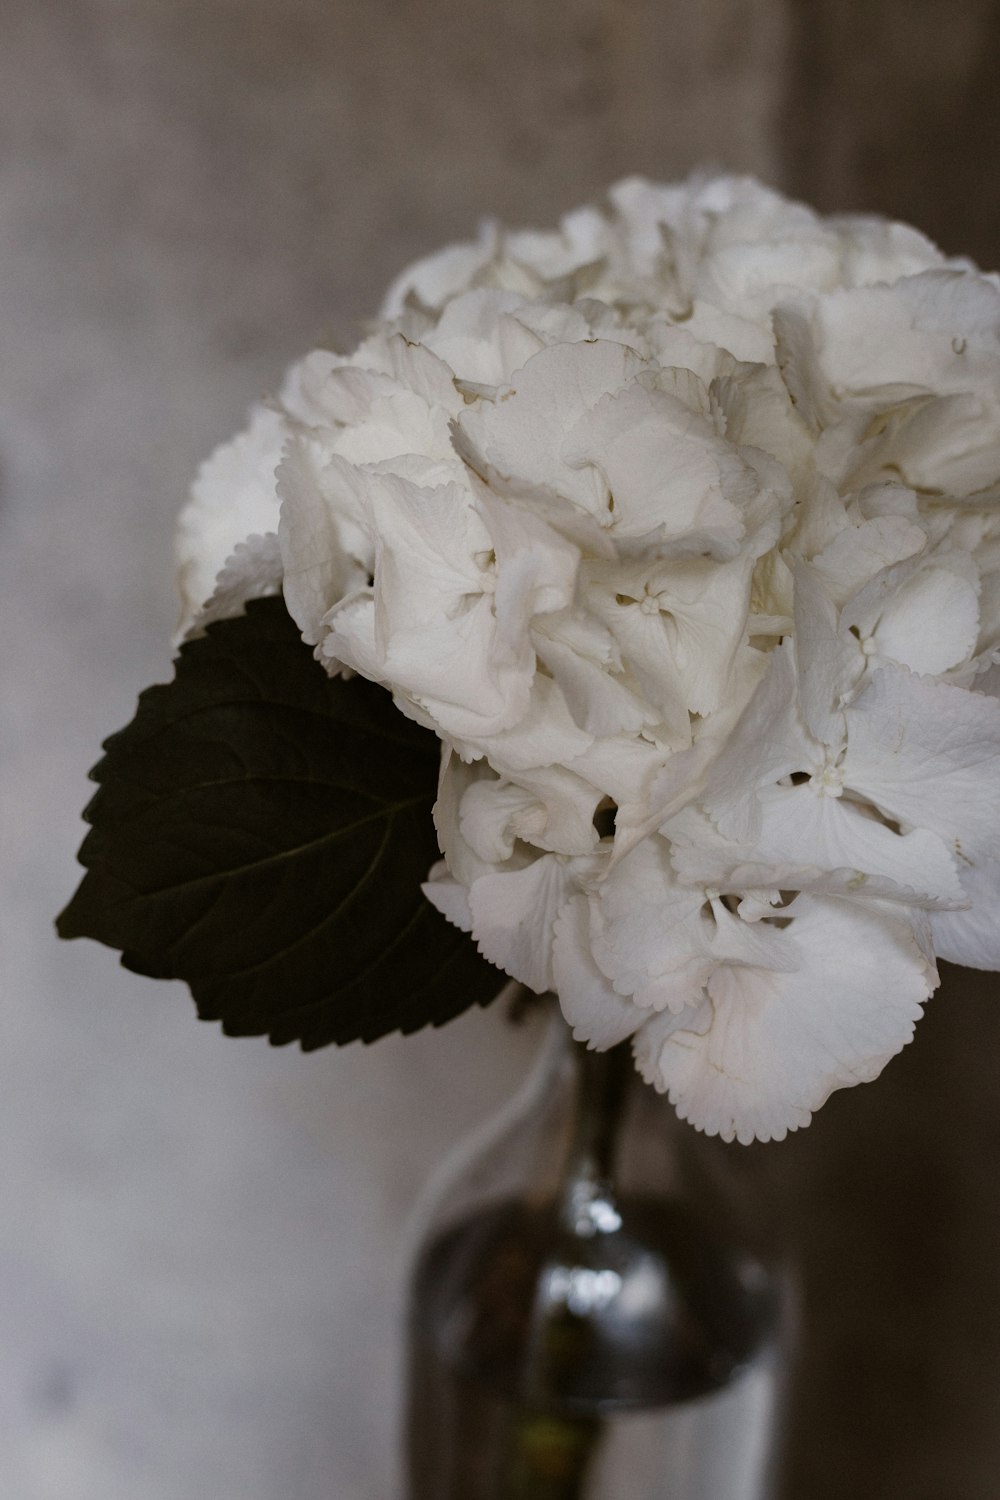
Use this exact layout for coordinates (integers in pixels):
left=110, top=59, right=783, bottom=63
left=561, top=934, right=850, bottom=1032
left=55, top=887, right=88, bottom=942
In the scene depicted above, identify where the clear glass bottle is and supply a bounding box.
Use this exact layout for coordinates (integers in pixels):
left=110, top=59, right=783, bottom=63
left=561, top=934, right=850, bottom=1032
left=404, top=1012, right=789, bottom=1500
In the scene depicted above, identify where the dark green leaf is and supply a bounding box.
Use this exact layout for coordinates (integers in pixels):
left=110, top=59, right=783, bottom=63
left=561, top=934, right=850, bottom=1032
left=57, top=596, right=505, bottom=1046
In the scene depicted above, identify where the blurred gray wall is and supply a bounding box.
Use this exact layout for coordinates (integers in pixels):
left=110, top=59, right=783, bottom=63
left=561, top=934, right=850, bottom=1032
left=3, top=2, right=1000, bottom=1497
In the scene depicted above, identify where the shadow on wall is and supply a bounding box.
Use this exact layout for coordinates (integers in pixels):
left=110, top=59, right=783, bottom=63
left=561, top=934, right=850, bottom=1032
left=783, top=0, right=1000, bottom=267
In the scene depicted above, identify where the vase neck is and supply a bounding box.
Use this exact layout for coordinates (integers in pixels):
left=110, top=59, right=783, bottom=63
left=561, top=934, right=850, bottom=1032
left=558, top=1035, right=636, bottom=1235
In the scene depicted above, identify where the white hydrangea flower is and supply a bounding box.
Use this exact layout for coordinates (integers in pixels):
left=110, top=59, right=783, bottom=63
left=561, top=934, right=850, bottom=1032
left=175, top=174, right=1000, bottom=1142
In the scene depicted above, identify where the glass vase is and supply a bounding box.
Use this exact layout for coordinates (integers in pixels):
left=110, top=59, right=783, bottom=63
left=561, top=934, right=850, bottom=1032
left=404, top=1009, right=789, bottom=1500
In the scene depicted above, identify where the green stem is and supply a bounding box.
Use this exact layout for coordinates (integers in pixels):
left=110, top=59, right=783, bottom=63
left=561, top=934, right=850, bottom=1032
left=500, top=1408, right=603, bottom=1500
left=566, top=1041, right=633, bottom=1184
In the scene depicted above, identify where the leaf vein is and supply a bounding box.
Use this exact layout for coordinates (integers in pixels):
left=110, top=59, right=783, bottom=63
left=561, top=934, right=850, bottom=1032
left=110, top=798, right=428, bottom=900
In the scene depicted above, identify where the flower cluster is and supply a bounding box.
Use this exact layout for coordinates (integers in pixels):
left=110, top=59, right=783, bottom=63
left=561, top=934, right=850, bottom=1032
left=176, top=176, right=1000, bottom=1142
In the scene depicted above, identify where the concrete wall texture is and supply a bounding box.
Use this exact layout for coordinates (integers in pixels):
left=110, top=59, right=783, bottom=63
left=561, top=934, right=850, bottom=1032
left=4, top=2, right=1000, bottom=1496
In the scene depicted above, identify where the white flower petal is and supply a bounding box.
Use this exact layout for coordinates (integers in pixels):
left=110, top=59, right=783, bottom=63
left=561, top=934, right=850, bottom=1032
left=380, top=221, right=500, bottom=316
left=456, top=675, right=593, bottom=774
left=362, top=473, right=538, bottom=738
left=872, top=562, right=980, bottom=677
left=176, top=404, right=286, bottom=635
left=459, top=780, right=541, bottom=863
left=563, top=378, right=758, bottom=555
left=454, top=340, right=647, bottom=517
left=876, top=391, right=1000, bottom=499
left=468, top=855, right=580, bottom=993
left=331, top=387, right=457, bottom=469
left=931, top=861, right=1000, bottom=969
left=562, top=381, right=754, bottom=548
left=532, top=613, right=655, bottom=738
left=703, top=642, right=818, bottom=842
left=615, top=649, right=769, bottom=856
left=844, top=666, right=1000, bottom=865
left=593, top=553, right=754, bottom=721
left=554, top=895, right=643, bottom=1048
left=682, top=302, right=775, bottom=364
left=422, top=861, right=474, bottom=932
left=745, top=783, right=963, bottom=907
left=806, top=271, right=1000, bottom=399
left=711, top=361, right=814, bottom=486
left=277, top=442, right=369, bottom=646
left=460, top=766, right=599, bottom=861
left=423, top=289, right=546, bottom=386
left=792, top=562, right=856, bottom=745
left=320, top=589, right=379, bottom=678
left=590, top=838, right=711, bottom=1011
left=811, top=514, right=927, bottom=607
left=565, top=733, right=668, bottom=812
left=475, top=488, right=580, bottom=656
left=833, top=215, right=947, bottom=286
left=432, top=753, right=513, bottom=891
left=370, top=475, right=489, bottom=635
left=634, top=897, right=932, bottom=1143
left=352, top=332, right=462, bottom=414
left=190, top=532, right=283, bottom=637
